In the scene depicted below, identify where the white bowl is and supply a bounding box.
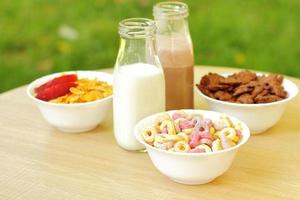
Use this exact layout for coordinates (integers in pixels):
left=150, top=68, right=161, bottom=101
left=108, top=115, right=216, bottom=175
left=196, top=75, right=298, bottom=134
left=134, top=110, right=250, bottom=185
left=27, top=71, right=113, bottom=133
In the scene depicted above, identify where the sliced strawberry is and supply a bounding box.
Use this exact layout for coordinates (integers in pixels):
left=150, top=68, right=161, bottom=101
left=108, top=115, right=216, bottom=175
left=35, top=74, right=77, bottom=93
left=36, top=82, right=77, bottom=101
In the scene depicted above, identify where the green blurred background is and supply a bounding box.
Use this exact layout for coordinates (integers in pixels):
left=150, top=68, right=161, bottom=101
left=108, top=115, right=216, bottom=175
left=0, top=0, right=299, bottom=93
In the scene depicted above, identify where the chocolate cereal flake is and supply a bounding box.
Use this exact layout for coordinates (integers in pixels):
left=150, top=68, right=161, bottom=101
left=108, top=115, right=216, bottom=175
left=197, top=71, right=288, bottom=104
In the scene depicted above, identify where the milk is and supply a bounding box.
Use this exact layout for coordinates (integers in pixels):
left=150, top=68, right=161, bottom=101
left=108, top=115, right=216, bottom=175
left=113, top=63, right=165, bottom=150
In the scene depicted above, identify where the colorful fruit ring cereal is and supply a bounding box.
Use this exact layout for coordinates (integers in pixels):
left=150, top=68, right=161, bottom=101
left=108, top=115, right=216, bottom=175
left=141, top=110, right=243, bottom=153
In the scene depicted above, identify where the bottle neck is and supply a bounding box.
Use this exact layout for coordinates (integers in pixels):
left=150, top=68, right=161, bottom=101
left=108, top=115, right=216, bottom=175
left=153, top=1, right=190, bottom=35
left=155, top=17, right=190, bottom=35
left=115, top=36, right=158, bottom=67
left=115, top=18, right=160, bottom=67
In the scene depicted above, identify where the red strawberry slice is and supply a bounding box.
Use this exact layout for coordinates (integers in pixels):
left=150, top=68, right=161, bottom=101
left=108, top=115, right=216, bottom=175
left=35, top=74, right=77, bottom=93
left=36, top=82, right=77, bottom=101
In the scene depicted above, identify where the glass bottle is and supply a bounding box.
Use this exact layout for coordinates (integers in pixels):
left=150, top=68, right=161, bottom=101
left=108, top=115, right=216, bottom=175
left=153, top=1, right=194, bottom=110
left=113, top=18, right=165, bottom=151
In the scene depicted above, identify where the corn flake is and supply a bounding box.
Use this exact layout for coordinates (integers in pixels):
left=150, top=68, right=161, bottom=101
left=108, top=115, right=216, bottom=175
left=50, top=78, right=112, bottom=104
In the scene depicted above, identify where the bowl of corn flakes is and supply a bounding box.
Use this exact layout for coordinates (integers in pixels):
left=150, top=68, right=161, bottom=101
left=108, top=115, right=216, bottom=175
left=134, top=110, right=250, bottom=185
left=27, top=71, right=113, bottom=133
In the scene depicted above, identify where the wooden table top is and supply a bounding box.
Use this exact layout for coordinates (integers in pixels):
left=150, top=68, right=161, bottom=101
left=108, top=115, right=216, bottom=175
left=0, top=66, right=299, bottom=200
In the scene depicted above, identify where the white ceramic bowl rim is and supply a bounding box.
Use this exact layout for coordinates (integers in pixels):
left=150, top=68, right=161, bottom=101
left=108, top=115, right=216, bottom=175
left=26, top=70, right=113, bottom=107
left=196, top=73, right=299, bottom=107
left=135, top=109, right=250, bottom=157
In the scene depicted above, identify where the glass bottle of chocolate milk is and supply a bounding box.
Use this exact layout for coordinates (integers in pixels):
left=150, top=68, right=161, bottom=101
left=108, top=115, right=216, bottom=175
left=153, top=1, right=194, bottom=110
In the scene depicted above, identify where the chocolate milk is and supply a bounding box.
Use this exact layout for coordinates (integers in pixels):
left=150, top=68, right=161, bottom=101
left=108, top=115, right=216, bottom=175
left=156, top=35, right=194, bottom=110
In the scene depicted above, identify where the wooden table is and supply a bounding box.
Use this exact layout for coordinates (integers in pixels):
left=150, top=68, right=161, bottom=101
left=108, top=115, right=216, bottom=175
left=0, top=66, right=299, bottom=200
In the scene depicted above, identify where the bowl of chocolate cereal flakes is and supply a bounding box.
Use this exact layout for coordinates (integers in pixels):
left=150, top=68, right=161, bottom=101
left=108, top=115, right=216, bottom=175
left=196, top=71, right=298, bottom=134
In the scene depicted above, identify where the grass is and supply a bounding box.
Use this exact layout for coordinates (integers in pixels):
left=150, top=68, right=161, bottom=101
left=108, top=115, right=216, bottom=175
left=0, top=0, right=299, bottom=92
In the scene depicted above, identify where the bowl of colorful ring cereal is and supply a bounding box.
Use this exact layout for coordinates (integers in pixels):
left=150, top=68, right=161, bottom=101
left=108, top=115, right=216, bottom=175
left=134, top=110, right=250, bottom=185
left=196, top=71, right=298, bottom=134
left=27, top=71, right=113, bottom=133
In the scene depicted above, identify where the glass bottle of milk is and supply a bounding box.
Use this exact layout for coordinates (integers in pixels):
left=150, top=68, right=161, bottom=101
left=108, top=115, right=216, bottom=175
left=113, top=18, right=165, bottom=151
